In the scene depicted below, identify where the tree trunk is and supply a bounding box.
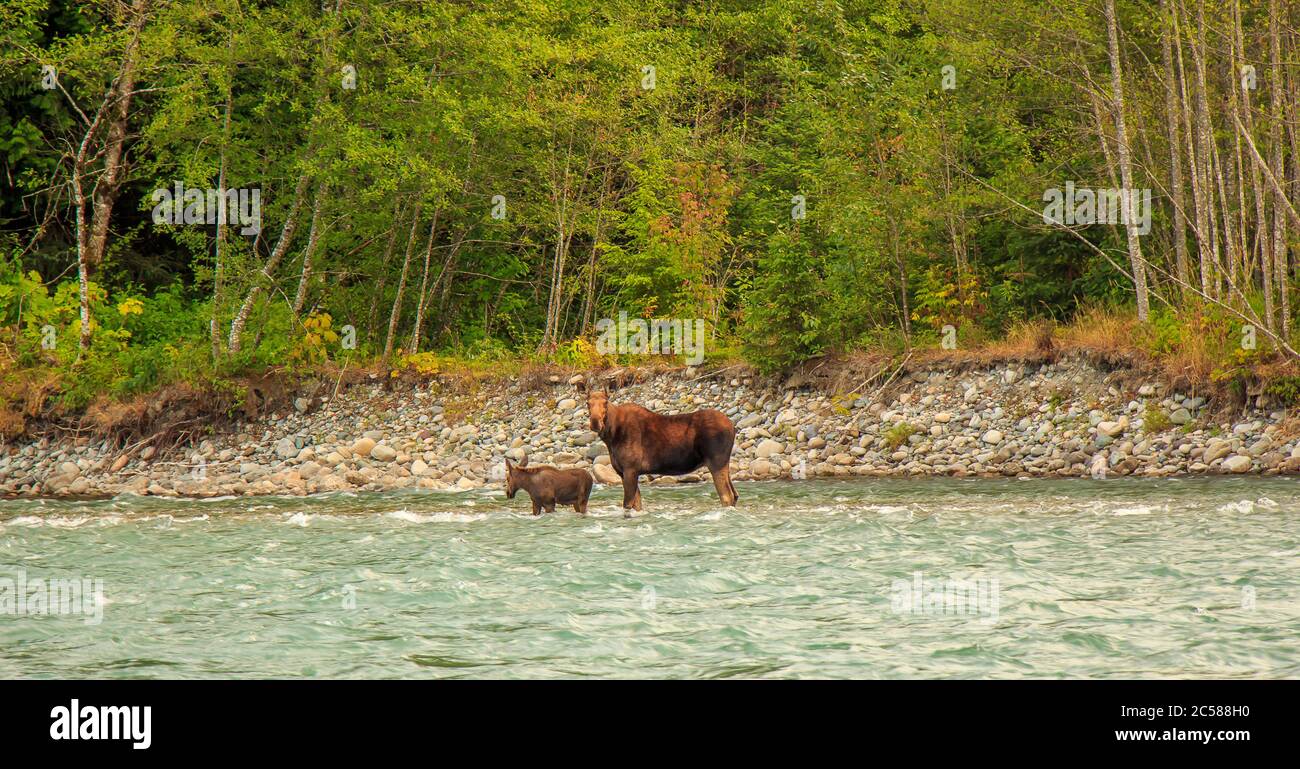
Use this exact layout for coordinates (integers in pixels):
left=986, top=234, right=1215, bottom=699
left=366, top=199, right=404, bottom=343
left=1269, top=0, right=1289, bottom=338
left=1161, top=0, right=1191, bottom=296
left=69, top=0, right=150, bottom=352
left=410, top=208, right=441, bottom=353
left=1235, top=0, right=1269, bottom=297
left=1104, top=0, right=1149, bottom=320
left=229, top=174, right=310, bottom=352
left=384, top=202, right=423, bottom=359
left=290, top=181, right=328, bottom=318
left=212, top=61, right=234, bottom=361
left=1174, top=0, right=1212, bottom=302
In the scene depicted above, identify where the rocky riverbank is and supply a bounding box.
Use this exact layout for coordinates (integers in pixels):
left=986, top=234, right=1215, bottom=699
left=4, top=356, right=1300, bottom=499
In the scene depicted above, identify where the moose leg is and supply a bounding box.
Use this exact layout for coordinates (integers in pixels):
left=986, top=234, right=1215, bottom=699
left=531, top=497, right=541, bottom=516
left=710, top=462, right=737, bottom=506
left=575, top=479, right=592, bottom=516
left=621, top=470, right=642, bottom=516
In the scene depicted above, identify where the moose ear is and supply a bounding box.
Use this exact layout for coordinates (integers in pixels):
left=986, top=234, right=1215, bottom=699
left=504, top=456, right=514, bottom=468
left=518, top=454, right=528, bottom=468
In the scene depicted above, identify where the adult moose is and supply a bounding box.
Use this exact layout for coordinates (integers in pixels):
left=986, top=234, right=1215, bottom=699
left=586, top=385, right=737, bottom=514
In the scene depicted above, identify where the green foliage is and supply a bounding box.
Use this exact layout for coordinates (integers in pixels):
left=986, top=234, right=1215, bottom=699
left=2, top=0, right=1289, bottom=417
left=288, top=312, right=340, bottom=368
left=1264, top=376, right=1300, bottom=407
left=1141, top=406, right=1171, bottom=435
left=912, top=266, right=986, bottom=331
left=884, top=422, right=917, bottom=450
left=742, top=232, right=828, bottom=373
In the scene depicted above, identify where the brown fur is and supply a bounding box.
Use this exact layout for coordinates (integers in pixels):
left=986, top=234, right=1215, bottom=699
left=504, top=456, right=593, bottom=516
left=587, top=388, right=737, bottom=513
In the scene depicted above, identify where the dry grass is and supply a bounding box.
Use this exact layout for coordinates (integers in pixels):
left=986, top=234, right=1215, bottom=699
left=1158, top=327, right=1217, bottom=392
left=782, top=305, right=1300, bottom=411
left=75, top=382, right=243, bottom=452
left=985, top=318, right=1057, bottom=359
left=84, top=395, right=149, bottom=436
left=0, top=408, right=24, bottom=441
left=0, top=367, right=60, bottom=441
left=1271, top=413, right=1300, bottom=441
left=1056, top=306, right=1142, bottom=356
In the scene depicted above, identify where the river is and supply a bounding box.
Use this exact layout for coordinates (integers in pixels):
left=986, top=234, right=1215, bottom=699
left=2, top=478, right=1297, bottom=678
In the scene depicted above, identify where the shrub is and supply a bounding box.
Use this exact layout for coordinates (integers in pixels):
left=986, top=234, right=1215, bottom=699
left=1142, top=405, right=1171, bottom=434
left=884, top=421, right=917, bottom=450
left=1265, top=375, right=1300, bottom=407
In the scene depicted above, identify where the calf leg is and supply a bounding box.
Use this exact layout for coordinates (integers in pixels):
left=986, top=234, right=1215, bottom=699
left=530, top=497, right=541, bottom=516
left=710, top=462, right=737, bottom=506
left=575, top=479, right=592, bottom=516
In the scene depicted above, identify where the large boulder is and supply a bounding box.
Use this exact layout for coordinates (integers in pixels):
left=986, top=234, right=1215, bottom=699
left=592, top=463, right=621, bottom=485
left=1203, top=440, right=1233, bottom=464
left=1097, top=418, right=1127, bottom=439
left=274, top=437, right=298, bottom=459
left=1221, top=455, right=1252, bottom=473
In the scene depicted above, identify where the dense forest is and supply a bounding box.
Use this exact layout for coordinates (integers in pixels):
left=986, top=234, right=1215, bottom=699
left=2, top=0, right=1299, bottom=429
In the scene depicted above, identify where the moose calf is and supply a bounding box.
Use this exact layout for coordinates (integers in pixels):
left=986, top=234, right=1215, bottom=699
left=504, top=456, right=594, bottom=516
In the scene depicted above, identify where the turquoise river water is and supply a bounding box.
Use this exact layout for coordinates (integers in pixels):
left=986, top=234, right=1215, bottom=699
left=1, top=477, right=1297, bottom=678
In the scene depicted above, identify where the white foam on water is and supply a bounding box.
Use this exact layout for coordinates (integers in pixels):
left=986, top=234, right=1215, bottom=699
left=604, top=523, right=654, bottom=536
left=1217, top=498, right=1278, bottom=514
left=583, top=505, right=628, bottom=518
left=385, top=509, right=488, bottom=524
left=7, top=515, right=91, bottom=528
left=867, top=505, right=911, bottom=515
left=286, top=512, right=312, bottom=527
left=1112, top=505, right=1157, bottom=516
left=1218, top=500, right=1254, bottom=514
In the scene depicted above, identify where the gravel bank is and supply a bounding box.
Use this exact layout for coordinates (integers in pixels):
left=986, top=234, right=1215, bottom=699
left=5, top=357, right=1298, bottom=499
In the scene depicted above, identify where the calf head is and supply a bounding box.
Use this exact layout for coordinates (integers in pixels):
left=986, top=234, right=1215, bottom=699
left=503, top=455, right=528, bottom=498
